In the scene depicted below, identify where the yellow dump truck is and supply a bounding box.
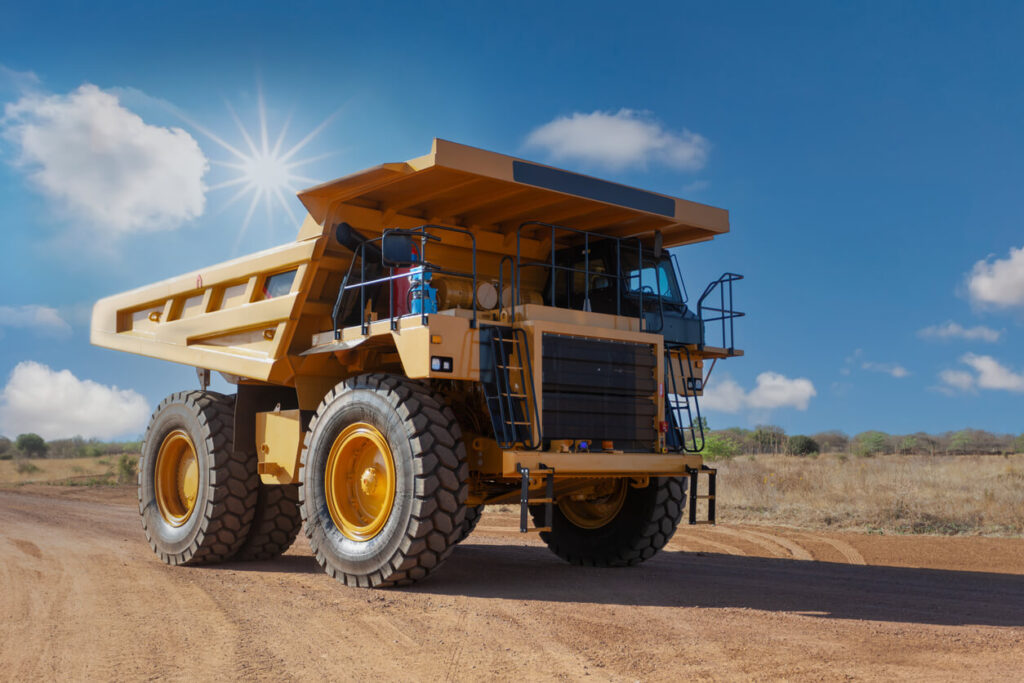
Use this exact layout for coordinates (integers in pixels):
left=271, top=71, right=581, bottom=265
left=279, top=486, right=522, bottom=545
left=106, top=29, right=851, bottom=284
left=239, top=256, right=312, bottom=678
left=92, top=139, right=743, bottom=587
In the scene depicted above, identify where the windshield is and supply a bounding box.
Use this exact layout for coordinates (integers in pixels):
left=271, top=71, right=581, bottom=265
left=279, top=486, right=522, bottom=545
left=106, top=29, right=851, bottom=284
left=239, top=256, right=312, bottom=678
left=626, top=258, right=684, bottom=303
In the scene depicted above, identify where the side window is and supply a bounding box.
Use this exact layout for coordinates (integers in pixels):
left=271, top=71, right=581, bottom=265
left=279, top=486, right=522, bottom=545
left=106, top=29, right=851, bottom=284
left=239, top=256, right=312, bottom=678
left=629, top=267, right=661, bottom=294
left=260, top=269, right=297, bottom=300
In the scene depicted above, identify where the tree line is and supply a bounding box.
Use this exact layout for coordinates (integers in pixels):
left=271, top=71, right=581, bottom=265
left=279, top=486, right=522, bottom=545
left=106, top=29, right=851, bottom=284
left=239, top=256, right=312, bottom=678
left=704, top=425, right=1024, bottom=460
left=0, top=434, right=142, bottom=460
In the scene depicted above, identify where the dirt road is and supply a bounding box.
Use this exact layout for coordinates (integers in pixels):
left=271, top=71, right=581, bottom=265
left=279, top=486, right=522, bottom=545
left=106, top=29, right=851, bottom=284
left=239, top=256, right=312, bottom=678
left=1, top=485, right=1022, bottom=681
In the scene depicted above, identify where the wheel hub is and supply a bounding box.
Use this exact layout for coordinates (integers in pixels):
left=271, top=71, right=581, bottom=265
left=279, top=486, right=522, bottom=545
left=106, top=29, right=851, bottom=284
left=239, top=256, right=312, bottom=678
left=559, top=479, right=628, bottom=530
left=325, top=423, right=396, bottom=541
left=154, top=429, right=200, bottom=527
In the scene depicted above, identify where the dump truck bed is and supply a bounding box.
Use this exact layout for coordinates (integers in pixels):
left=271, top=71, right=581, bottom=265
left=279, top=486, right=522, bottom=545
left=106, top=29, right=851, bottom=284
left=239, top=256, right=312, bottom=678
left=91, top=139, right=730, bottom=385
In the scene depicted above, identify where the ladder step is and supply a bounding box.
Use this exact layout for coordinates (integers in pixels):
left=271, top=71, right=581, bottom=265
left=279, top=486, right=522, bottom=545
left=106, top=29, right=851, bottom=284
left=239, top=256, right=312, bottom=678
left=505, top=420, right=532, bottom=425
left=523, top=527, right=551, bottom=533
left=691, top=520, right=715, bottom=525
left=496, top=365, right=523, bottom=370
left=695, top=495, right=716, bottom=500
left=528, top=498, right=554, bottom=504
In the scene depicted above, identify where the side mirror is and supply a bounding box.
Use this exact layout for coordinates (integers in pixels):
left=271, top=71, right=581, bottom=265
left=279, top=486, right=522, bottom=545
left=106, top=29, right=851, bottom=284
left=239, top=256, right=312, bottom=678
left=381, top=232, right=419, bottom=267
left=653, top=230, right=663, bottom=259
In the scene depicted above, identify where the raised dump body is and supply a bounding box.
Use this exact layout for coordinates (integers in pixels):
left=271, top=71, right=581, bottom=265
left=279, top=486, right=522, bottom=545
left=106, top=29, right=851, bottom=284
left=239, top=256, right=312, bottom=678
left=92, top=139, right=743, bottom=587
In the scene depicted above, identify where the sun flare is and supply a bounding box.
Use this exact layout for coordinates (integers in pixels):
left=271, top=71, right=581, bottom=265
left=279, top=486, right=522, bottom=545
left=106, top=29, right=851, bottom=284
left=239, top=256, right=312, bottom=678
left=185, top=86, right=338, bottom=248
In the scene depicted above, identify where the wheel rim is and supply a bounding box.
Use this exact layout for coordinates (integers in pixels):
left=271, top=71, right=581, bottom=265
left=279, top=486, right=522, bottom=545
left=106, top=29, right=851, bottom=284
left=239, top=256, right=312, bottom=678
left=559, top=480, right=628, bottom=530
left=154, top=429, right=199, bottom=527
left=325, top=422, right=396, bottom=541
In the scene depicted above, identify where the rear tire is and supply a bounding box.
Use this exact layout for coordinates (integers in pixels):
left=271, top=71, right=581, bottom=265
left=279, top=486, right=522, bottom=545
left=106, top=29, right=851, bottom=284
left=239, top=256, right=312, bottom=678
left=138, top=391, right=258, bottom=565
left=531, top=477, right=687, bottom=567
left=233, top=483, right=302, bottom=561
left=455, top=505, right=483, bottom=543
left=300, top=373, right=468, bottom=587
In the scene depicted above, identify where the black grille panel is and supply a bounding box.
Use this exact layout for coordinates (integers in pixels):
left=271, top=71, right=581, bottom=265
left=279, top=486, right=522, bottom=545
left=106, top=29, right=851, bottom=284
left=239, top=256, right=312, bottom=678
left=542, top=334, right=657, bottom=450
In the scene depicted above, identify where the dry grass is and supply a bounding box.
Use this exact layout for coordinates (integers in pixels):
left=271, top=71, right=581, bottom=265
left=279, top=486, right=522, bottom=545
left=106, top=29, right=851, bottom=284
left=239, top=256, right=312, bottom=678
left=712, top=453, right=1024, bottom=536
left=0, top=455, right=138, bottom=487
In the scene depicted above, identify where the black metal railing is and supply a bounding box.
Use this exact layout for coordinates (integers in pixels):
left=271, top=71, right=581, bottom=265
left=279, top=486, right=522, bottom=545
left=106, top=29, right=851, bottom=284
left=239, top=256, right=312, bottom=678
left=697, top=273, right=744, bottom=351
left=505, top=221, right=654, bottom=325
left=331, top=224, right=478, bottom=338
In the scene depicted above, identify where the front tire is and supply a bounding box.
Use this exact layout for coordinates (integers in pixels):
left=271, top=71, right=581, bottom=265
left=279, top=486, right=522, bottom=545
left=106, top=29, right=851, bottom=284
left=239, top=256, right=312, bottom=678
left=531, top=477, right=687, bottom=566
left=300, top=374, right=468, bottom=587
left=138, top=391, right=258, bottom=565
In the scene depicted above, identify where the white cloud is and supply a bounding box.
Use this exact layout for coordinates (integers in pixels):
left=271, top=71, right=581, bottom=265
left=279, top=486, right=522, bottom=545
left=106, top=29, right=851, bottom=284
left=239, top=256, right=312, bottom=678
left=0, top=305, right=72, bottom=337
left=702, top=372, right=816, bottom=414
left=938, top=353, right=1024, bottom=395
left=0, top=361, right=149, bottom=439
left=918, top=321, right=1002, bottom=343
left=961, top=353, right=1024, bottom=392
left=966, top=246, right=1024, bottom=309
left=939, top=369, right=975, bottom=392
left=524, top=109, right=709, bottom=171
left=2, top=84, right=208, bottom=235
left=861, top=360, right=910, bottom=378
left=845, top=349, right=909, bottom=378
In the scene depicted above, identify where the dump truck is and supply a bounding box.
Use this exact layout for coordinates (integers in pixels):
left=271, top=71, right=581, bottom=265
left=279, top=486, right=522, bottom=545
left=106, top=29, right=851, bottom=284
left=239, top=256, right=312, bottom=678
left=91, top=139, right=743, bottom=587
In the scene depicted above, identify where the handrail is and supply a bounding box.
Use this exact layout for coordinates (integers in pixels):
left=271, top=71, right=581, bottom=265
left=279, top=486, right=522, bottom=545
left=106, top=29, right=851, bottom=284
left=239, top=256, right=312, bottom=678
left=513, top=220, right=648, bottom=325
left=697, top=272, right=744, bottom=351
left=332, top=223, right=478, bottom=338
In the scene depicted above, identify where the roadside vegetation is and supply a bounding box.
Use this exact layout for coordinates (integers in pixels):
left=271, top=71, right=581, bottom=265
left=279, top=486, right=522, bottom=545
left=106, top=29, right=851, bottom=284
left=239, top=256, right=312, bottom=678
left=699, top=424, right=1024, bottom=536
left=3, top=427, right=1022, bottom=535
left=0, top=433, right=139, bottom=486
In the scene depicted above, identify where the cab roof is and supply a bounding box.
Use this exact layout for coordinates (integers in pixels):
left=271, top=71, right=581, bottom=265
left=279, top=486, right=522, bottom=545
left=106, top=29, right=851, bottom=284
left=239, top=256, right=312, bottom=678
left=297, top=138, right=729, bottom=248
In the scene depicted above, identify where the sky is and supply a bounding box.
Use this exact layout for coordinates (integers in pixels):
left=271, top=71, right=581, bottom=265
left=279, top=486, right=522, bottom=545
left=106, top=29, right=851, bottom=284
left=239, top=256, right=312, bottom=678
left=1, top=1, right=1023, bottom=440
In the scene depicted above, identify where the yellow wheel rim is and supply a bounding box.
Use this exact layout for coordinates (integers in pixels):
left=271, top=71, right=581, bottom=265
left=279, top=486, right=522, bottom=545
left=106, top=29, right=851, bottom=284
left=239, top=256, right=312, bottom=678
left=325, top=422, right=396, bottom=542
left=154, top=429, right=199, bottom=527
left=559, top=480, right=628, bottom=530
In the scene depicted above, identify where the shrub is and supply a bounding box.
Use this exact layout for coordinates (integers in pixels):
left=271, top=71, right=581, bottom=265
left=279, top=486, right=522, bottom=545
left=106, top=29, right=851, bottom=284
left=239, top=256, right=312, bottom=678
left=16, top=460, right=41, bottom=474
left=787, top=435, right=820, bottom=456
left=704, top=433, right=742, bottom=461
left=116, top=454, right=137, bottom=484
left=0, top=436, right=11, bottom=456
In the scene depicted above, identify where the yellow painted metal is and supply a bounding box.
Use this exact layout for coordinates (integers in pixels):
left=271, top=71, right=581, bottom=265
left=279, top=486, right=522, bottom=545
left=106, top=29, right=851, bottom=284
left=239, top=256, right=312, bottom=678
left=325, top=422, right=396, bottom=541
left=559, top=480, right=628, bottom=529
left=255, top=409, right=303, bottom=485
left=505, top=451, right=702, bottom=477
left=154, top=429, right=200, bottom=527
left=297, top=139, right=729, bottom=249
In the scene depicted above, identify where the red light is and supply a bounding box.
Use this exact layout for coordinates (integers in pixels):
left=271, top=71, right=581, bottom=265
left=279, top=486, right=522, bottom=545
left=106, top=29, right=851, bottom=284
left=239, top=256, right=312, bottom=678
left=659, top=421, right=668, bottom=433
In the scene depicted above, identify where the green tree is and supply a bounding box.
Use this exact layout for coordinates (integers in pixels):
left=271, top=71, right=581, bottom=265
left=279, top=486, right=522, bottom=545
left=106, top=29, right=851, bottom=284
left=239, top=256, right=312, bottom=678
left=787, top=434, right=820, bottom=456
left=853, top=431, right=888, bottom=457
left=15, top=433, right=47, bottom=457
left=947, top=429, right=973, bottom=454
left=0, top=436, right=11, bottom=456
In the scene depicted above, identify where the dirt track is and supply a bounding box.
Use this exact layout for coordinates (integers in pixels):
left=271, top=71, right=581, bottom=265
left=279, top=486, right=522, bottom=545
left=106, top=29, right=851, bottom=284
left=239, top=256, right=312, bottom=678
left=1, top=486, right=1022, bottom=681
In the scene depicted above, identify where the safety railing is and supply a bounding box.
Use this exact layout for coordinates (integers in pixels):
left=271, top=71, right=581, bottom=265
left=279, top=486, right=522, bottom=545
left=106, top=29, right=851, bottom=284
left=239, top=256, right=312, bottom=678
left=331, top=224, right=478, bottom=339
left=505, top=221, right=656, bottom=325
left=697, top=273, right=744, bottom=351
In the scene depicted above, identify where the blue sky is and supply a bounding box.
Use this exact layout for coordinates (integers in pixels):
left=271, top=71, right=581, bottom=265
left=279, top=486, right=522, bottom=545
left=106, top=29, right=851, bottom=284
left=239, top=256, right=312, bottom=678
left=1, top=1, right=1023, bottom=440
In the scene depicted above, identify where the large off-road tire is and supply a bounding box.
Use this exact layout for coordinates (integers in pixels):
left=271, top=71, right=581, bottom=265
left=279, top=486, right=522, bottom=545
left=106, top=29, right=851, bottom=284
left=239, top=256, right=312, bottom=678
left=138, top=391, right=258, bottom=565
left=233, top=483, right=302, bottom=561
left=454, top=505, right=483, bottom=544
left=531, top=477, right=687, bottom=567
left=300, top=373, right=468, bottom=587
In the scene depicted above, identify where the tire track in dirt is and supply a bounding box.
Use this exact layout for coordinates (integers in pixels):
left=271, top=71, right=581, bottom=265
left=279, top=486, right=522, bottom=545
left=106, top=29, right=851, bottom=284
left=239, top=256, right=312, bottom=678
left=791, top=531, right=867, bottom=565
left=710, top=526, right=814, bottom=559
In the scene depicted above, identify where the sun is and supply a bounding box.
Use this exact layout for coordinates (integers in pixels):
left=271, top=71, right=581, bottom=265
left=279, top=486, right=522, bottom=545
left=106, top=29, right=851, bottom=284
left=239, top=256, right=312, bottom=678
left=185, top=85, right=339, bottom=248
